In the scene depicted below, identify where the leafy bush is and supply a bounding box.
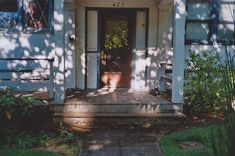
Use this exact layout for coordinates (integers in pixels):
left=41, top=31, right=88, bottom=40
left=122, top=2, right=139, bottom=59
left=0, top=130, right=54, bottom=149
left=184, top=50, right=225, bottom=115
left=0, top=149, right=61, bottom=156
left=0, top=89, right=35, bottom=121
left=218, top=46, right=235, bottom=119
left=58, top=122, right=76, bottom=143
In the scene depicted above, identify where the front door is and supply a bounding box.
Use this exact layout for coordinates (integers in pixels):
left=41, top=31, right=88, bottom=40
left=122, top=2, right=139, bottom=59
left=100, top=11, right=133, bottom=88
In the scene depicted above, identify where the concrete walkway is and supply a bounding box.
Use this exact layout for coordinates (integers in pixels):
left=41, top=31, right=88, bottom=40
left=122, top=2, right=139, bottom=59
left=77, top=127, right=168, bottom=156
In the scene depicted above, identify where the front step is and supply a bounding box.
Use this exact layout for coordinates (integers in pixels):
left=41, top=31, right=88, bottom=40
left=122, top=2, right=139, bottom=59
left=54, top=111, right=185, bottom=118
left=53, top=113, right=186, bottom=130
left=52, top=103, right=185, bottom=130
left=51, top=103, right=183, bottom=115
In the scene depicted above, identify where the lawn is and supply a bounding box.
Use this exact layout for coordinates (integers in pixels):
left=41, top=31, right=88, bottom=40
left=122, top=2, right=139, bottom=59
left=160, top=123, right=232, bottom=156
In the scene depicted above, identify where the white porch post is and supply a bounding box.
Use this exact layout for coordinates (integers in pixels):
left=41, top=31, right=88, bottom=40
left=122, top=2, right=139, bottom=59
left=172, top=0, right=186, bottom=104
left=53, top=0, right=65, bottom=104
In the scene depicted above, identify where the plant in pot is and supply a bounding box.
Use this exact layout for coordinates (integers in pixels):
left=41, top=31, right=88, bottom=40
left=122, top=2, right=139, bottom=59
left=101, top=51, right=122, bottom=88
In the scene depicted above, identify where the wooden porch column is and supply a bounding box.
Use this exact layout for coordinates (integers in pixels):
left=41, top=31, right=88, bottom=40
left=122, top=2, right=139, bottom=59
left=53, top=0, right=65, bottom=104
left=172, top=0, right=186, bottom=104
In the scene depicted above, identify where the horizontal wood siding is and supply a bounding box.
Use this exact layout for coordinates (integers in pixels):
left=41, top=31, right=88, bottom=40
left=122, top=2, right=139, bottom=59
left=0, top=58, right=54, bottom=98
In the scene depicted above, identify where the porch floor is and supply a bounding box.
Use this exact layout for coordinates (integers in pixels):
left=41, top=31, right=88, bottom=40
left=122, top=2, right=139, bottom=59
left=53, top=88, right=184, bottom=119
left=65, top=88, right=171, bottom=105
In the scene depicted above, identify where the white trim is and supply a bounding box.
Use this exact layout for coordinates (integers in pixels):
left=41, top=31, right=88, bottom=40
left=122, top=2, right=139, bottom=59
left=172, top=0, right=186, bottom=104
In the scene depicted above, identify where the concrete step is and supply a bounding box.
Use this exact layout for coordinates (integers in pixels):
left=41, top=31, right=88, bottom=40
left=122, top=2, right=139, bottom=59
left=54, top=111, right=185, bottom=118
left=53, top=112, right=186, bottom=130
left=51, top=103, right=183, bottom=114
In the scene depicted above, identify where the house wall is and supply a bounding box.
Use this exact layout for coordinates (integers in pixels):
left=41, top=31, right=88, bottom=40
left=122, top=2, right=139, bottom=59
left=0, top=1, right=67, bottom=104
left=0, top=32, right=55, bottom=92
left=75, top=0, right=161, bottom=90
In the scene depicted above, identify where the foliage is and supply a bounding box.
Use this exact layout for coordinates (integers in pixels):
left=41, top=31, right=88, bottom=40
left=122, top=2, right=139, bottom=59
left=0, top=130, right=54, bottom=149
left=0, top=90, right=79, bottom=155
left=0, top=89, right=35, bottom=121
left=184, top=50, right=225, bottom=115
left=218, top=46, right=235, bottom=120
left=0, top=128, right=79, bottom=156
left=58, top=122, right=76, bottom=143
left=104, top=21, right=128, bottom=51
left=160, top=123, right=230, bottom=156
left=0, top=149, right=61, bottom=156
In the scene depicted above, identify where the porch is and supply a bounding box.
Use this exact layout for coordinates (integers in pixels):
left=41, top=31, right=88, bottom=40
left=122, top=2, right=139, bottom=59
left=52, top=88, right=184, bottom=118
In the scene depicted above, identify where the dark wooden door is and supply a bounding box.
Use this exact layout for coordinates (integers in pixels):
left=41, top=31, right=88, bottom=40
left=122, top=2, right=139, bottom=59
left=100, top=11, right=133, bottom=88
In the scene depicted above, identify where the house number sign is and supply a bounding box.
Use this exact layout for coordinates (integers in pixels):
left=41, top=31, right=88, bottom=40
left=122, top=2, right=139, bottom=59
left=113, top=0, right=124, bottom=7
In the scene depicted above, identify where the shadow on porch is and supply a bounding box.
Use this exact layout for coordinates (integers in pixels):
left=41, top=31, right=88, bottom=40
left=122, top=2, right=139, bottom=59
left=52, top=88, right=184, bottom=118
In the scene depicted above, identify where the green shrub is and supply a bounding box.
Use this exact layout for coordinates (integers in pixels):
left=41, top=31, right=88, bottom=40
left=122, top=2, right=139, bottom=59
left=184, top=50, right=225, bottom=115
left=218, top=46, right=235, bottom=119
left=58, top=122, right=76, bottom=143
left=0, top=149, right=61, bottom=156
left=0, top=89, right=35, bottom=121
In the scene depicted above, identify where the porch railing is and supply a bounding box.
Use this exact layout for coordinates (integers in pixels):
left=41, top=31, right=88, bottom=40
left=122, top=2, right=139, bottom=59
left=0, top=57, right=54, bottom=99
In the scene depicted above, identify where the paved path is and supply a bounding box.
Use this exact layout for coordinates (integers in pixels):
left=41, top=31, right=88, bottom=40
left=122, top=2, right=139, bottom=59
left=77, top=128, right=167, bottom=156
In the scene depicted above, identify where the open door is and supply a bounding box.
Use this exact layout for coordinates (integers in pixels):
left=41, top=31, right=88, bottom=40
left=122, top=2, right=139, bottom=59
left=100, top=11, right=134, bottom=88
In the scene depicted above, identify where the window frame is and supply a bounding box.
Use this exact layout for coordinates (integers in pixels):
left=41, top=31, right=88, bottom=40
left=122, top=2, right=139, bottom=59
left=217, top=1, right=235, bottom=44
left=0, top=0, right=54, bottom=33
left=185, top=0, right=235, bottom=45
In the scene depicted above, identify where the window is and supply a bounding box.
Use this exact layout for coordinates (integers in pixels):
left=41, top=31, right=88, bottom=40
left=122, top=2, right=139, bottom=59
left=186, top=0, right=235, bottom=45
left=0, top=0, right=53, bottom=32
left=24, top=0, right=50, bottom=30
left=0, top=0, right=21, bottom=29
left=218, top=1, right=235, bottom=43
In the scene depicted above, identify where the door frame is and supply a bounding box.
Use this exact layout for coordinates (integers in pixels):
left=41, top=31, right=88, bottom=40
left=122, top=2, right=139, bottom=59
left=64, top=6, right=76, bottom=89
left=85, top=7, right=149, bottom=89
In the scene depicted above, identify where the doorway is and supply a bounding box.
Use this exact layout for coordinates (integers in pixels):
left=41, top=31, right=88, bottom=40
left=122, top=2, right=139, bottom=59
left=100, top=11, right=134, bottom=88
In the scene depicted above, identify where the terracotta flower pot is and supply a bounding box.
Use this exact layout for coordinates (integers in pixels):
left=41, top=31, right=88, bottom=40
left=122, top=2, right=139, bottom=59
left=101, top=72, right=122, bottom=88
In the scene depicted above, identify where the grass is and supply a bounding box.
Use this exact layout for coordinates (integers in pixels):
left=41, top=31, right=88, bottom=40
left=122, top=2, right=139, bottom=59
left=160, top=123, right=231, bottom=156
left=0, top=149, right=61, bottom=156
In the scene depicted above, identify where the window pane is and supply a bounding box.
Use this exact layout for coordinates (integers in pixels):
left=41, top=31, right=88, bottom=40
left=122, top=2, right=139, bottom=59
left=220, top=4, right=235, bottom=22
left=25, top=0, right=49, bottom=29
left=218, top=23, right=235, bottom=43
left=186, top=22, right=209, bottom=41
left=0, top=0, right=17, bottom=12
left=187, top=1, right=210, bottom=20
left=0, top=0, right=19, bottom=28
left=0, top=12, right=18, bottom=28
